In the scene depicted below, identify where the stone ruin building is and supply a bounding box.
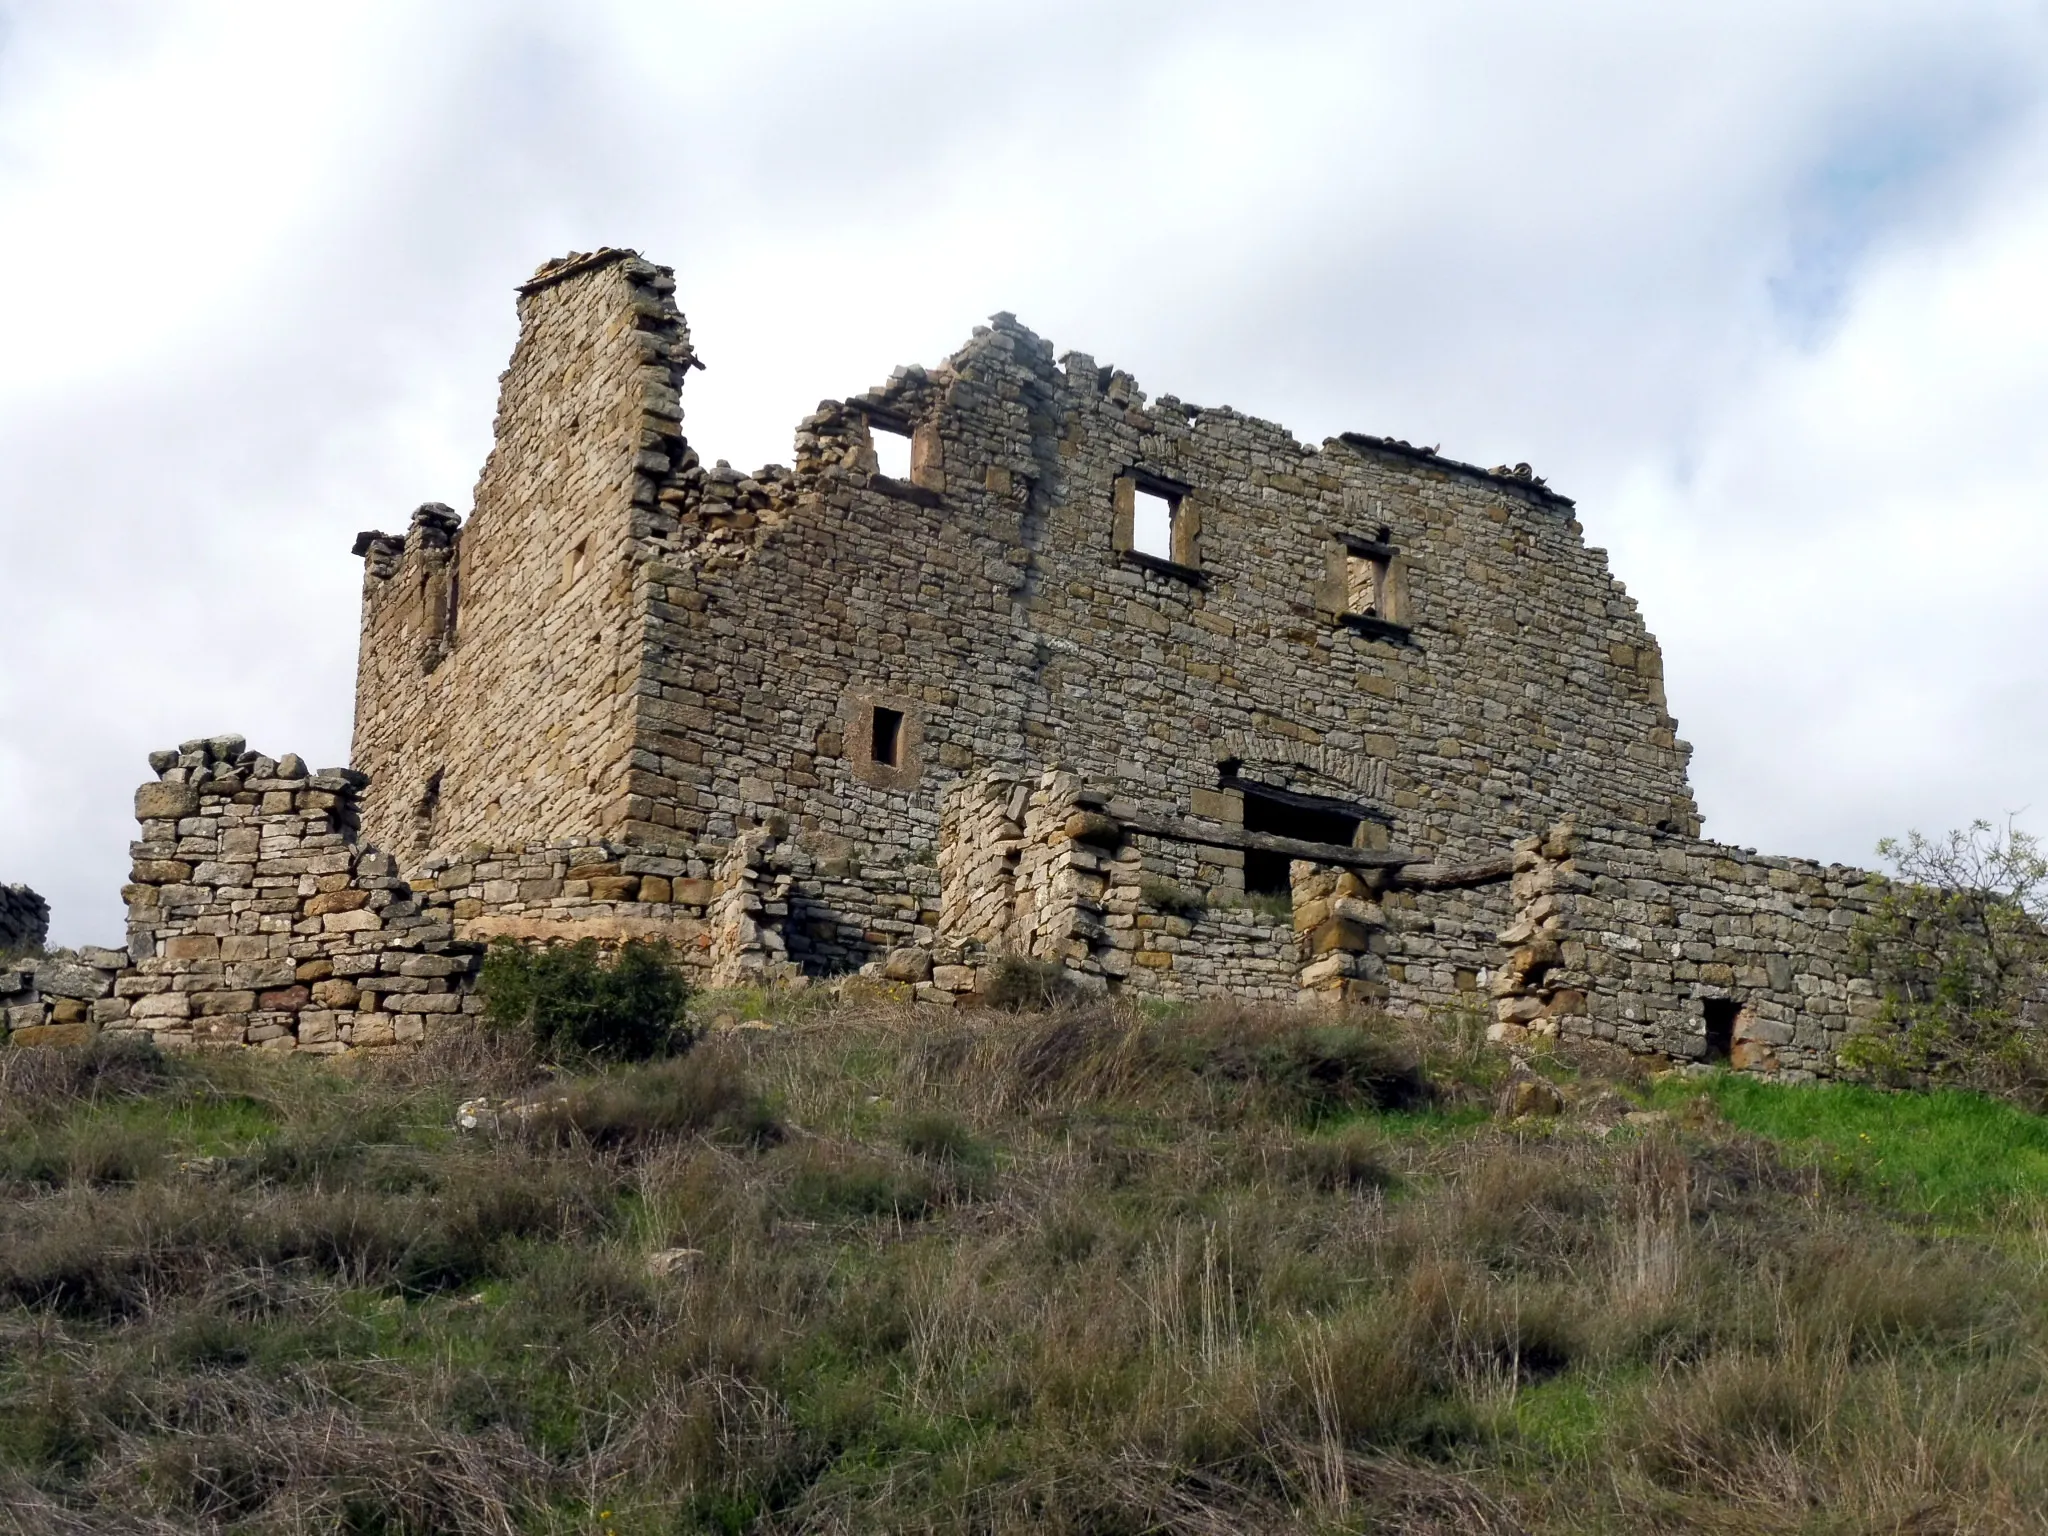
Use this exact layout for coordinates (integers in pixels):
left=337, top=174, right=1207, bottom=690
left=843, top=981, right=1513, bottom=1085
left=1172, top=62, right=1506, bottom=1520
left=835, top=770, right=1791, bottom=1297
left=2, top=247, right=1897, bottom=1076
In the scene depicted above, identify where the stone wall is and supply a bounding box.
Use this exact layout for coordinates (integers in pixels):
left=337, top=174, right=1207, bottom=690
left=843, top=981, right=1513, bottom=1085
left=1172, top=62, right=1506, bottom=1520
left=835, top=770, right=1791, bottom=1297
left=1, top=948, right=126, bottom=1047
left=1490, top=822, right=1884, bottom=1080
left=116, top=737, right=481, bottom=1052
left=0, top=883, right=48, bottom=955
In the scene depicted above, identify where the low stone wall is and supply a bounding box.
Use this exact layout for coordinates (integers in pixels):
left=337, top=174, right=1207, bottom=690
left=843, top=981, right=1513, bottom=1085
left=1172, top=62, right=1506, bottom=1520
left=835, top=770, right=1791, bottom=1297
left=1, top=949, right=127, bottom=1046
left=117, top=737, right=481, bottom=1052
left=0, top=741, right=1932, bottom=1085
left=0, top=883, right=49, bottom=954
left=1491, top=822, right=1883, bottom=1079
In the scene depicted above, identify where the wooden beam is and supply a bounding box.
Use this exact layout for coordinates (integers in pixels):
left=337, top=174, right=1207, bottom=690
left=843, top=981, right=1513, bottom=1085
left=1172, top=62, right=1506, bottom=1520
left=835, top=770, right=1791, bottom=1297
left=1117, top=809, right=1412, bottom=869
left=1389, top=855, right=1514, bottom=890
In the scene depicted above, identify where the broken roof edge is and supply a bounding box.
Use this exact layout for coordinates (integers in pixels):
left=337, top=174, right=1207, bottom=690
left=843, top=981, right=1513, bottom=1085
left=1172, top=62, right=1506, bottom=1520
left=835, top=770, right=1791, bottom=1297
left=1336, top=432, right=1577, bottom=511
left=516, top=246, right=646, bottom=296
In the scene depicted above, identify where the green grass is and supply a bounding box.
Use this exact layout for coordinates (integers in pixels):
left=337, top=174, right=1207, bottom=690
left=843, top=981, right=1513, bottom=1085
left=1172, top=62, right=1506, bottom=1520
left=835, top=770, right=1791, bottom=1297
left=1657, top=1070, right=2048, bottom=1221
left=7, top=1007, right=2048, bottom=1532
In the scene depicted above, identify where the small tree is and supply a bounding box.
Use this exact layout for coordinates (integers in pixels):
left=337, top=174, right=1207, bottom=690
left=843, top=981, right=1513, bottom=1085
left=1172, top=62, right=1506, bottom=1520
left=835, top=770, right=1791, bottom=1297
left=479, top=937, right=696, bottom=1065
left=1845, top=819, right=2048, bottom=1096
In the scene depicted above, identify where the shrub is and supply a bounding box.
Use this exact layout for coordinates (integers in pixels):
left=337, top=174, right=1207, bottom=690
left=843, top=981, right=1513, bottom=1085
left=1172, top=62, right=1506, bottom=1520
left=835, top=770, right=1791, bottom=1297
left=985, top=954, right=1086, bottom=1012
left=479, top=937, right=695, bottom=1064
left=1288, top=1125, right=1394, bottom=1192
left=1846, top=818, right=2048, bottom=1098
left=0, top=1031, right=170, bottom=1112
left=1160, top=1008, right=1430, bottom=1121
left=783, top=1145, right=941, bottom=1221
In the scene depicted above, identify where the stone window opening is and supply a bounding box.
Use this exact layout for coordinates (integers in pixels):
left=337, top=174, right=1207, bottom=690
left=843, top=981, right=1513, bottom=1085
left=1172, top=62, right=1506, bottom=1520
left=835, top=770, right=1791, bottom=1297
left=412, top=768, right=443, bottom=851
left=1703, top=996, right=1739, bottom=1063
left=871, top=705, right=905, bottom=768
left=1133, top=487, right=1177, bottom=560
left=1327, top=526, right=1411, bottom=642
left=870, top=423, right=913, bottom=482
left=846, top=692, right=923, bottom=790
left=1112, top=472, right=1204, bottom=583
left=563, top=537, right=589, bottom=588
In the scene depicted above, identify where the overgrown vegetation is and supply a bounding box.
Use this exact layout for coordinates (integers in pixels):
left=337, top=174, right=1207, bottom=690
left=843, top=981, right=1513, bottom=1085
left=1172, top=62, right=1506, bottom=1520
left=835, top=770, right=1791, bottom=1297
left=480, top=936, right=695, bottom=1064
left=1846, top=817, right=2048, bottom=1100
left=6, top=1003, right=2048, bottom=1532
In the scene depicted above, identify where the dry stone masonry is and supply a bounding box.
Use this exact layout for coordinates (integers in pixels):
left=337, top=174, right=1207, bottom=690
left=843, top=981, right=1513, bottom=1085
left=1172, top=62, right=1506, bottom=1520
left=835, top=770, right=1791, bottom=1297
left=0, top=246, right=1947, bottom=1077
left=0, top=884, right=48, bottom=955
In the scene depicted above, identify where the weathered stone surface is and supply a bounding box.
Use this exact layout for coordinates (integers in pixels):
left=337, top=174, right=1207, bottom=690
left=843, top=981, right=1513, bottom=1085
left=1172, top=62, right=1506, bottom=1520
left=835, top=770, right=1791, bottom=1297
left=882, top=947, right=933, bottom=983
left=135, top=782, right=200, bottom=821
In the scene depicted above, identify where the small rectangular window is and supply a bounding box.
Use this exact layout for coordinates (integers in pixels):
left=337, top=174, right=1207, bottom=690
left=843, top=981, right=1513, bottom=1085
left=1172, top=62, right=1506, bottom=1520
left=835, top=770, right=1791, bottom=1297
left=1346, top=552, right=1387, bottom=617
left=872, top=427, right=912, bottom=482
left=871, top=705, right=905, bottom=767
left=564, top=538, right=589, bottom=587
left=1132, top=487, right=1177, bottom=559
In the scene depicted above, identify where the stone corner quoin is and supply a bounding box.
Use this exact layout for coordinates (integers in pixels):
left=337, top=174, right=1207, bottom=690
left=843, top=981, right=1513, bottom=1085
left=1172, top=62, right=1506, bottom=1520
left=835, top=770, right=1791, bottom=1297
left=0, top=245, right=1888, bottom=1074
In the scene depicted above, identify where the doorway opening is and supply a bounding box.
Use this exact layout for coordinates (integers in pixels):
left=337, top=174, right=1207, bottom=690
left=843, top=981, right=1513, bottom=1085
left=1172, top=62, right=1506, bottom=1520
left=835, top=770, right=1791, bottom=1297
left=1704, top=997, right=1739, bottom=1064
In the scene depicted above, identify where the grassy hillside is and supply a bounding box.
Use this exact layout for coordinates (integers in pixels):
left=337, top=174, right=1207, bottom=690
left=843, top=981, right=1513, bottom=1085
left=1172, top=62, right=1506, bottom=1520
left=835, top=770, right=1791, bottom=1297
left=5, top=999, right=2048, bottom=1533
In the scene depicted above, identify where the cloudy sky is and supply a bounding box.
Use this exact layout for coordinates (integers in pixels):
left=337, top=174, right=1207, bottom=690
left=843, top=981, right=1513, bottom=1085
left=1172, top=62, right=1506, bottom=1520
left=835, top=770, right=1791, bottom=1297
left=4, top=1, right=2047, bottom=946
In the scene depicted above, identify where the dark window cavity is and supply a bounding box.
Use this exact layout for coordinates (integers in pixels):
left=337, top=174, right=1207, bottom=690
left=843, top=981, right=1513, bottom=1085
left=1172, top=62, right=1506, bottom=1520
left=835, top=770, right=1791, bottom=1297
left=1704, top=997, right=1739, bottom=1063
left=871, top=705, right=905, bottom=768
left=1242, top=786, right=1361, bottom=896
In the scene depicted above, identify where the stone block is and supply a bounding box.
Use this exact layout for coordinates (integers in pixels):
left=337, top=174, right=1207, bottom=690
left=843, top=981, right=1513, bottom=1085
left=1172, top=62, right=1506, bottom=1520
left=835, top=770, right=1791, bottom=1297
left=11, top=1022, right=91, bottom=1048
left=310, top=978, right=360, bottom=1009
left=304, top=889, right=371, bottom=917
left=882, top=947, right=933, bottom=983
left=135, top=782, right=200, bottom=821
left=34, top=960, right=113, bottom=1000
left=162, top=935, right=220, bottom=962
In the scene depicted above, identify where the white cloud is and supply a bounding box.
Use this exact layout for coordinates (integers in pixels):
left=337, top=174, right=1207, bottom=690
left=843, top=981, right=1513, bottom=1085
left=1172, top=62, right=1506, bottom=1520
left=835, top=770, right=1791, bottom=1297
left=2, top=0, right=2046, bottom=942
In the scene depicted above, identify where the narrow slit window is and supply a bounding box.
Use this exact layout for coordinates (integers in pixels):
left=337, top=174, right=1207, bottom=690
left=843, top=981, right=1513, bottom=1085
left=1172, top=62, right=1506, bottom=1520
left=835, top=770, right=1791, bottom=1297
left=870, top=705, right=905, bottom=768
left=564, top=538, right=589, bottom=587
left=872, top=427, right=912, bottom=482
left=1132, top=487, right=1177, bottom=559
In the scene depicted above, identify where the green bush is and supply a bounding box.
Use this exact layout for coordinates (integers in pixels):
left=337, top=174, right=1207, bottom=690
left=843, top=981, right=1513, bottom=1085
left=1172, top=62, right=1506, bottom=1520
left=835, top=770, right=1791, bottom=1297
left=479, top=937, right=695, bottom=1064
left=985, top=954, right=1085, bottom=1011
